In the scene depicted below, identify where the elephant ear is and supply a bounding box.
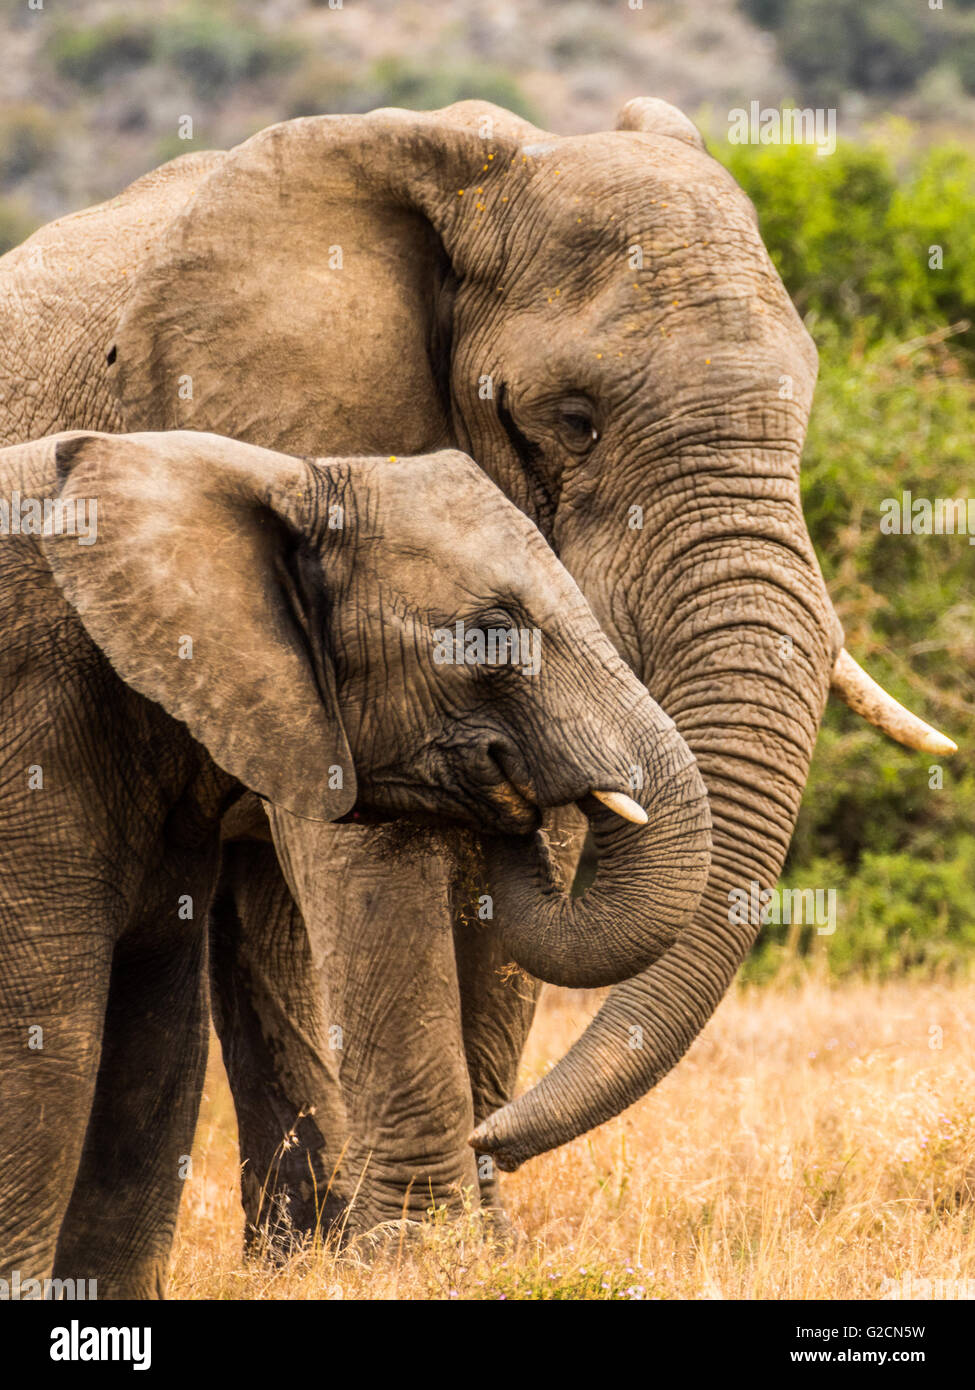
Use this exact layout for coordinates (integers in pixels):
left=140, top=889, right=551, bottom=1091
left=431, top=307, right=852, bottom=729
left=41, top=430, right=356, bottom=822
left=615, top=97, right=707, bottom=151
left=108, top=107, right=532, bottom=456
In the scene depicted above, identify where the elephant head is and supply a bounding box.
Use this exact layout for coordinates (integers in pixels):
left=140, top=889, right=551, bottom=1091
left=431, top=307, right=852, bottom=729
left=38, top=429, right=710, bottom=993
left=103, top=99, right=954, bottom=1168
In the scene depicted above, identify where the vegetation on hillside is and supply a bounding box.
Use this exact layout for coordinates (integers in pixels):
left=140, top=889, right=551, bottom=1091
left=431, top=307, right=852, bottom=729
left=742, top=0, right=975, bottom=104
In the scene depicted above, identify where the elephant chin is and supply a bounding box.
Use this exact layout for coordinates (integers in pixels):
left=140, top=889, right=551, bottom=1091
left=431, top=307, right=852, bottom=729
left=480, top=755, right=711, bottom=991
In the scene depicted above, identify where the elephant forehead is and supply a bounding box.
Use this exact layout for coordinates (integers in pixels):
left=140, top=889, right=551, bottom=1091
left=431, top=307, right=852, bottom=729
left=512, top=133, right=757, bottom=244
left=490, top=277, right=815, bottom=417
left=368, top=452, right=544, bottom=544
left=591, top=269, right=815, bottom=370
left=378, top=519, right=576, bottom=623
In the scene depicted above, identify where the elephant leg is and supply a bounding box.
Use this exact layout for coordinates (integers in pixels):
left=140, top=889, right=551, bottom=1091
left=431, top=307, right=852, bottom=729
left=209, top=837, right=349, bottom=1254
left=0, top=906, right=113, bottom=1285
left=52, top=899, right=210, bottom=1300
left=451, top=808, right=589, bottom=1214
left=266, top=813, right=481, bottom=1234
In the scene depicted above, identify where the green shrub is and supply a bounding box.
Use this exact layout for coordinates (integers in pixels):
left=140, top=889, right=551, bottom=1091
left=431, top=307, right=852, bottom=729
left=0, top=197, right=37, bottom=256
left=749, top=333, right=975, bottom=979
left=47, top=18, right=154, bottom=87
left=0, top=105, right=56, bottom=187
left=740, top=0, right=791, bottom=27
left=719, top=139, right=975, bottom=339
left=746, top=847, right=975, bottom=980
left=778, top=0, right=935, bottom=102
left=46, top=7, right=301, bottom=98
left=887, top=147, right=975, bottom=327
left=154, top=9, right=301, bottom=98
left=740, top=0, right=975, bottom=102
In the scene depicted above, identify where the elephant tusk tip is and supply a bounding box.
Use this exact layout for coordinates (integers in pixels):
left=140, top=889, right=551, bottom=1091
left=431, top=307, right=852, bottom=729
left=830, top=648, right=958, bottom=758
left=922, top=731, right=958, bottom=756
left=591, top=789, right=649, bottom=825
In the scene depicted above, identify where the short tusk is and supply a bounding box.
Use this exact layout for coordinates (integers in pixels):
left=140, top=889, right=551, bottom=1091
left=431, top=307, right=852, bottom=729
left=831, top=648, right=958, bottom=756
left=591, top=790, right=649, bottom=825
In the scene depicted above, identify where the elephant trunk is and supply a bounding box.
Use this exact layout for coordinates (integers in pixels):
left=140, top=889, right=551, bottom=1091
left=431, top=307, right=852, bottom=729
left=471, top=548, right=831, bottom=1171
left=481, top=706, right=711, bottom=989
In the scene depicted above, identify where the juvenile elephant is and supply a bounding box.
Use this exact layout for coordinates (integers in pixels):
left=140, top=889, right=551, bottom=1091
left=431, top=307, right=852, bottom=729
left=0, top=97, right=954, bottom=1251
left=0, top=428, right=710, bottom=1296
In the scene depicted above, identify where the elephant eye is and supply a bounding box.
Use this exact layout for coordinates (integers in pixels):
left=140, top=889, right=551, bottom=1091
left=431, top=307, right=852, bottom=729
left=557, top=399, right=599, bottom=454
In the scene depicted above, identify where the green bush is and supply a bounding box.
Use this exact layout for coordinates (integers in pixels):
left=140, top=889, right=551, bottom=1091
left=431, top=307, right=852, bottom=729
left=46, top=7, right=301, bottom=98
left=887, top=148, right=975, bottom=327
left=719, top=139, right=975, bottom=339
left=740, top=0, right=790, bottom=27
left=47, top=18, right=154, bottom=87
left=712, top=135, right=975, bottom=977
left=778, top=0, right=935, bottom=102
left=751, top=332, right=975, bottom=979
left=154, top=10, right=301, bottom=98
left=0, top=197, right=37, bottom=256
left=0, top=105, right=56, bottom=187
left=739, top=0, right=975, bottom=101
left=746, top=847, right=975, bottom=980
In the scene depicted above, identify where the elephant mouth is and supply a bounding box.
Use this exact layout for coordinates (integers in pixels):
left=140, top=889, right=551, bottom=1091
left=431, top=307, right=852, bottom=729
left=335, top=773, right=541, bottom=836
left=341, top=784, right=651, bottom=839
left=345, top=735, right=652, bottom=836
left=359, top=741, right=544, bottom=835
left=477, top=778, right=541, bottom=834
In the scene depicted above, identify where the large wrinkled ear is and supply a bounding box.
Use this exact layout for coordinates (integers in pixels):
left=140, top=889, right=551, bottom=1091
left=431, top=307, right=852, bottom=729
left=42, top=431, right=356, bottom=822
left=615, top=97, right=707, bottom=152
left=109, top=107, right=530, bottom=455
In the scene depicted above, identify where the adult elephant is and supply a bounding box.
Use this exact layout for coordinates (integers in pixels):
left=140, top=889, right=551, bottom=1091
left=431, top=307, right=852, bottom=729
left=0, top=98, right=953, bottom=1243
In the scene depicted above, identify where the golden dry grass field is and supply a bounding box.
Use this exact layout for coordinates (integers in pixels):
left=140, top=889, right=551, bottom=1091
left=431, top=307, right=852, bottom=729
left=170, top=976, right=975, bottom=1300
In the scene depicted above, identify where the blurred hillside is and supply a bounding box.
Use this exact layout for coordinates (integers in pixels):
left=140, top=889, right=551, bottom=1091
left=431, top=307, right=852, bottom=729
left=3, top=0, right=975, bottom=242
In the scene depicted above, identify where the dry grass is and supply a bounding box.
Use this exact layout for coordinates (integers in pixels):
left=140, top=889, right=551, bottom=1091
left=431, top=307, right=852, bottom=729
left=169, top=976, right=975, bottom=1300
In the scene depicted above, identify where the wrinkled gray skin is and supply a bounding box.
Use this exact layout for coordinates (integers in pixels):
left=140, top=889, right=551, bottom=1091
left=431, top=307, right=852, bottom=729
left=0, top=97, right=843, bottom=1261
left=0, top=428, right=709, bottom=1297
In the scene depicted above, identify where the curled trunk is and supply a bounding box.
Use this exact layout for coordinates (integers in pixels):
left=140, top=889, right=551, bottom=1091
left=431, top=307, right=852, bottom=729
left=471, top=550, right=833, bottom=1170
left=483, top=748, right=711, bottom=990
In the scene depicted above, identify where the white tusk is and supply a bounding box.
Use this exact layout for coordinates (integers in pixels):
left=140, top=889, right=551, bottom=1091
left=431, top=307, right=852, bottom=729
left=591, top=790, right=649, bottom=825
left=831, top=648, right=958, bottom=756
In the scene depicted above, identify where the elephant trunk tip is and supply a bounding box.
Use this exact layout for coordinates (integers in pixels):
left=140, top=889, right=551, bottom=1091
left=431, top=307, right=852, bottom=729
left=467, top=1123, right=526, bottom=1173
